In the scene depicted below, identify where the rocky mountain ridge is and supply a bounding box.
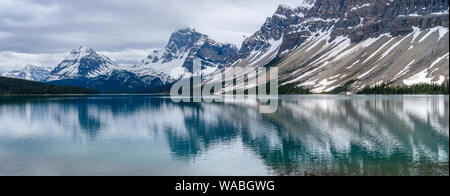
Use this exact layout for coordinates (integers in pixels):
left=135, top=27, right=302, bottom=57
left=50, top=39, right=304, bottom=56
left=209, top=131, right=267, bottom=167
left=132, top=28, right=238, bottom=82
left=213, top=0, right=449, bottom=93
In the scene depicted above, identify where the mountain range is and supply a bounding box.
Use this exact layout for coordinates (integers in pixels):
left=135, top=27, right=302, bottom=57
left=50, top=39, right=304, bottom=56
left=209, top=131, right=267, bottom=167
left=2, top=0, right=449, bottom=93
left=2, top=65, right=52, bottom=82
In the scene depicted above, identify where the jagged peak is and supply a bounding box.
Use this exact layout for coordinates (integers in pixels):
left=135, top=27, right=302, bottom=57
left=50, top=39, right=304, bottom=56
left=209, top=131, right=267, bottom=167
left=166, top=28, right=204, bottom=49
left=164, top=28, right=237, bottom=54
left=276, top=0, right=316, bottom=13
left=274, top=4, right=297, bottom=17
left=134, top=27, right=239, bottom=80
left=169, top=28, right=205, bottom=40
left=277, top=4, right=295, bottom=11
left=71, top=45, right=94, bottom=53
left=65, top=45, right=98, bottom=60
left=174, top=27, right=198, bottom=34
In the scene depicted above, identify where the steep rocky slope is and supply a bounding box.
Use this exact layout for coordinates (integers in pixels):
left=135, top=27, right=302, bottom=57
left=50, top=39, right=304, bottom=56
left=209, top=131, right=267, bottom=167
left=214, top=0, right=449, bottom=93
left=132, top=28, right=238, bottom=82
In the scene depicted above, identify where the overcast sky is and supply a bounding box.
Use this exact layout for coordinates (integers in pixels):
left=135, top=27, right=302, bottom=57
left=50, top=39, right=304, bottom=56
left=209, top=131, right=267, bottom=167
left=0, top=0, right=301, bottom=72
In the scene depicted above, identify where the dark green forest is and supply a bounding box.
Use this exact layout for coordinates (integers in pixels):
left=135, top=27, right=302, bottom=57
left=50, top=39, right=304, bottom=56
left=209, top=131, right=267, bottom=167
left=0, top=77, right=99, bottom=95
left=279, top=83, right=311, bottom=94
left=358, top=83, right=449, bottom=95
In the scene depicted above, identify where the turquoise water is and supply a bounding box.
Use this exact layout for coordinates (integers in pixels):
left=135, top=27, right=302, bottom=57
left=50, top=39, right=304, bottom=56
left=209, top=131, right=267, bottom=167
left=0, top=95, right=448, bottom=176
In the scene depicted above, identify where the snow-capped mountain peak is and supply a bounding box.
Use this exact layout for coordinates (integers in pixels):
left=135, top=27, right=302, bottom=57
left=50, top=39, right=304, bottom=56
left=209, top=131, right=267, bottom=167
left=48, top=46, right=119, bottom=81
left=132, top=28, right=238, bottom=82
left=65, top=45, right=97, bottom=61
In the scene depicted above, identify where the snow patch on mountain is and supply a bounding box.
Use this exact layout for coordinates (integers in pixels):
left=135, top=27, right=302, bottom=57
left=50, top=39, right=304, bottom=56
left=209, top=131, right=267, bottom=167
left=403, top=69, right=440, bottom=85
left=2, top=65, right=52, bottom=82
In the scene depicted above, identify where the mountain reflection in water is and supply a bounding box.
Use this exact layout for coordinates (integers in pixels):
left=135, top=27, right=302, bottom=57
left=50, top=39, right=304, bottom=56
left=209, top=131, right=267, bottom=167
left=0, top=95, right=448, bottom=176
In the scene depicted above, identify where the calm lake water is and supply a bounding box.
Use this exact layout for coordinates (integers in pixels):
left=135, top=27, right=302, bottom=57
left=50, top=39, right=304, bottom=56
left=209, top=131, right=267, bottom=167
left=0, top=95, right=448, bottom=176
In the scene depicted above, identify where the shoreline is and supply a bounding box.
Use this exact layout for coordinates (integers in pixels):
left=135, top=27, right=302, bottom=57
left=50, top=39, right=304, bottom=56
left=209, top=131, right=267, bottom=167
left=1, top=94, right=449, bottom=97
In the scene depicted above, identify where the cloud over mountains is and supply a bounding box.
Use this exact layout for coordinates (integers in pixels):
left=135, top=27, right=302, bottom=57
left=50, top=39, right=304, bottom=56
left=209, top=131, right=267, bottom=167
left=0, top=0, right=299, bottom=71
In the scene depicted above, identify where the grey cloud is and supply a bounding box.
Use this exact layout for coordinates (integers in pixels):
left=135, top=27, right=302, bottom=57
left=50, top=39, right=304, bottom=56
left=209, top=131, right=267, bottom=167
left=0, top=0, right=300, bottom=70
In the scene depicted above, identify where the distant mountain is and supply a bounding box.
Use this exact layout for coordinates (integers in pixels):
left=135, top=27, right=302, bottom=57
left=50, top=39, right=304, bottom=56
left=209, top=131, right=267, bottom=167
left=131, top=28, right=238, bottom=82
left=0, top=76, right=98, bottom=95
left=47, top=46, right=119, bottom=81
left=46, top=46, right=159, bottom=92
left=209, top=0, right=449, bottom=94
left=46, top=29, right=239, bottom=93
left=2, top=65, right=52, bottom=82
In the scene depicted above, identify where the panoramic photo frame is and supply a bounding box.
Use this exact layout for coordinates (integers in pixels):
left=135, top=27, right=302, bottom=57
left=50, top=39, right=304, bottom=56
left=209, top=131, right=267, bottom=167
left=0, top=0, right=448, bottom=193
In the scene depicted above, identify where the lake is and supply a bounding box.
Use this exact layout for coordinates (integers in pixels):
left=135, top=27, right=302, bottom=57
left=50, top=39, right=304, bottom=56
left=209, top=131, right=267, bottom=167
left=0, top=95, right=448, bottom=176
